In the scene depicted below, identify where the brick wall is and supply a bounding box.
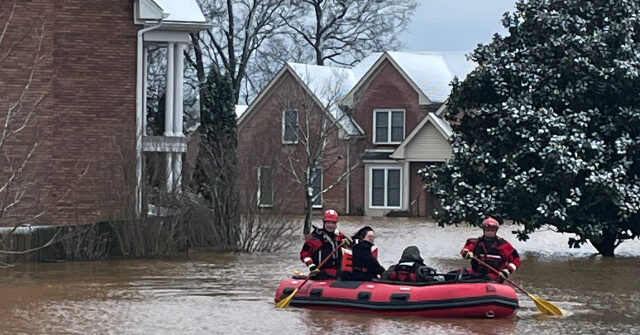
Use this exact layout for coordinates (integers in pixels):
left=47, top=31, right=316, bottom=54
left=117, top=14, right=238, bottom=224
left=1, top=0, right=138, bottom=226
left=0, top=0, right=55, bottom=225
left=237, top=71, right=348, bottom=215
left=48, top=0, right=138, bottom=225
left=348, top=59, right=428, bottom=213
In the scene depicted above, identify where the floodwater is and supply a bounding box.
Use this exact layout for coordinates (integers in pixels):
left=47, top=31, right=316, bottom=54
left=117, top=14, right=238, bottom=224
left=1, top=218, right=639, bottom=334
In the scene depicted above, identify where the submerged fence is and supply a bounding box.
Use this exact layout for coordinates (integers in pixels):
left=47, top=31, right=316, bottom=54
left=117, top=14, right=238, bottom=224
left=0, top=225, right=62, bottom=262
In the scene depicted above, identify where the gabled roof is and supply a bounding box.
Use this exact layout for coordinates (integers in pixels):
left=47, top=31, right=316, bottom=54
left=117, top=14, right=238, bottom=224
left=390, top=109, right=453, bottom=160
left=152, top=0, right=207, bottom=23
left=341, top=51, right=475, bottom=106
left=238, top=63, right=364, bottom=136
left=135, top=0, right=211, bottom=30
left=240, top=51, right=474, bottom=138
left=286, top=63, right=364, bottom=136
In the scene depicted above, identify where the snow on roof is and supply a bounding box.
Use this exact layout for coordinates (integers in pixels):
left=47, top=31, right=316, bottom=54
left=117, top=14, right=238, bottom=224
left=235, top=104, right=248, bottom=119
left=429, top=112, right=453, bottom=138
left=387, top=51, right=476, bottom=103
left=352, top=52, right=382, bottom=80
left=287, top=62, right=362, bottom=136
left=152, top=0, right=207, bottom=23
left=283, top=51, right=475, bottom=135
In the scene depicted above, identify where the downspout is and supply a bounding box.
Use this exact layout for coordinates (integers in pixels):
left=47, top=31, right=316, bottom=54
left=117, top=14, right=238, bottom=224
left=136, top=20, right=164, bottom=216
left=345, top=138, right=350, bottom=214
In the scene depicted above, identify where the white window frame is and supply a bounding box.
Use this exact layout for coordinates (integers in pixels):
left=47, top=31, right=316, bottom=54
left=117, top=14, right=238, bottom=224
left=257, top=166, right=273, bottom=208
left=282, top=109, right=299, bottom=144
left=369, top=166, right=402, bottom=209
left=373, top=109, right=405, bottom=144
left=311, top=167, right=323, bottom=209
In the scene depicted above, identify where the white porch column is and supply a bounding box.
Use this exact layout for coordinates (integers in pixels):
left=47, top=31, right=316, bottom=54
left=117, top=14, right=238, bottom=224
left=142, top=46, right=149, bottom=136
left=173, top=43, right=185, bottom=137
left=173, top=153, right=182, bottom=192
left=402, top=161, right=410, bottom=211
left=166, top=152, right=174, bottom=193
left=164, top=43, right=175, bottom=136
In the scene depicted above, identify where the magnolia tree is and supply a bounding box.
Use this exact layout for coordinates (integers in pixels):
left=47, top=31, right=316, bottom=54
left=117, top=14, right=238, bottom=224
left=421, top=0, right=640, bottom=256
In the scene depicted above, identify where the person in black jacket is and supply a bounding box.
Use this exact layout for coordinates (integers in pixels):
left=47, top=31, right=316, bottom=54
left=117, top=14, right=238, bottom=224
left=381, top=246, right=439, bottom=282
left=344, top=226, right=385, bottom=281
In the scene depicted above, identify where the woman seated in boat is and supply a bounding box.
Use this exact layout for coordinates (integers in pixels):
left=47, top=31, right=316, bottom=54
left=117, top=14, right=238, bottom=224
left=381, top=246, right=440, bottom=283
left=339, top=226, right=385, bottom=281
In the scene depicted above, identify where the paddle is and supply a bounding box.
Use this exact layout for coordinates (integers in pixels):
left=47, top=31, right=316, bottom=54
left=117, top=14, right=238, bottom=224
left=473, top=256, right=563, bottom=316
left=275, top=246, right=342, bottom=308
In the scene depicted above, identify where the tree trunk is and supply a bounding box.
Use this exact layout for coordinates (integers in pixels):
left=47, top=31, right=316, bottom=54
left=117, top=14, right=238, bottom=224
left=589, top=228, right=618, bottom=257
left=303, top=195, right=313, bottom=235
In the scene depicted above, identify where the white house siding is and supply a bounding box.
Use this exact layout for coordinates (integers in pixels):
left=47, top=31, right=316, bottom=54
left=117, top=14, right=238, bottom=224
left=403, top=122, right=452, bottom=161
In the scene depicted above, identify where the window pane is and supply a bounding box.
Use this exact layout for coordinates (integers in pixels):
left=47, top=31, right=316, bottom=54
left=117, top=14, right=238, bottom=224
left=259, top=167, right=273, bottom=206
left=284, top=110, right=298, bottom=142
left=372, top=169, right=385, bottom=206
left=391, top=111, right=404, bottom=142
left=312, top=168, right=322, bottom=206
left=387, top=169, right=400, bottom=206
left=375, top=111, right=388, bottom=142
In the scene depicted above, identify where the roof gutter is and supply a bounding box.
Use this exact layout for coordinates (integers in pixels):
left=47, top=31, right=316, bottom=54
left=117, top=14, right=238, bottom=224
left=136, top=20, right=164, bottom=216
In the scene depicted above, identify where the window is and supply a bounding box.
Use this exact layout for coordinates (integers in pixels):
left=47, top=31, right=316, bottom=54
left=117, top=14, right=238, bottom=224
left=370, top=167, right=401, bottom=208
left=282, top=109, right=298, bottom=143
left=258, top=166, right=273, bottom=207
left=311, top=167, right=322, bottom=208
left=374, top=109, right=405, bottom=144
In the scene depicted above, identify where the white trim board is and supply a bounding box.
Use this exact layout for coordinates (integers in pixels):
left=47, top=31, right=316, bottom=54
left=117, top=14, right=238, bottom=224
left=391, top=112, right=452, bottom=160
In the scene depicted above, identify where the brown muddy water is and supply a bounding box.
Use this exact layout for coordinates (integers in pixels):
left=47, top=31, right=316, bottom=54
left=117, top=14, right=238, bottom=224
left=1, top=217, right=639, bottom=334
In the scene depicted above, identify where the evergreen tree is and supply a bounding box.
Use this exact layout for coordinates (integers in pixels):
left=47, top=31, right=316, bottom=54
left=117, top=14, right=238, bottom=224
left=192, top=70, right=239, bottom=248
left=422, top=0, right=640, bottom=256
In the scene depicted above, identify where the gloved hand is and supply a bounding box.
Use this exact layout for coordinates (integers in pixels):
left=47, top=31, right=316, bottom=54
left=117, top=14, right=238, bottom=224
left=308, top=264, right=320, bottom=277
left=499, top=269, right=511, bottom=280
left=340, top=236, right=352, bottom=247
left=463, top=251, right=474, bottom=260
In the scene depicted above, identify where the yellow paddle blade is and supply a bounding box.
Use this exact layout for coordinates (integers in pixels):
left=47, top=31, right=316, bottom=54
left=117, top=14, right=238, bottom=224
left=528, top=293, right=563, bottom=316
left=275, top=288, right=299, bottom=308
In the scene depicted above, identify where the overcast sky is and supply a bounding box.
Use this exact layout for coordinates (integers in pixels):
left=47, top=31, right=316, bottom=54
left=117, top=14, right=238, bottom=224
left=399, top=0, right=517, bottom=52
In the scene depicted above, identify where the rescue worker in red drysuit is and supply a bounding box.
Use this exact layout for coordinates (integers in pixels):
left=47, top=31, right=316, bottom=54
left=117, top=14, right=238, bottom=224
left=460, top=217, right=521, bottom=282
left=300, top=209, right=349, bottom=279
left=340, top=226, right=384, bottom=281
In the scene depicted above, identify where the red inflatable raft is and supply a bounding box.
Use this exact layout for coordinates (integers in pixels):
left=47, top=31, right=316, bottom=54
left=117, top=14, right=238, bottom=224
left=275, top=278, right=519, bottom=318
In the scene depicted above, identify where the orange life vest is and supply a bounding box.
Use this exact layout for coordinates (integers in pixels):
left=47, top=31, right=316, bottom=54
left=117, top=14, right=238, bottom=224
left=341, top=245, right=378, bottom=273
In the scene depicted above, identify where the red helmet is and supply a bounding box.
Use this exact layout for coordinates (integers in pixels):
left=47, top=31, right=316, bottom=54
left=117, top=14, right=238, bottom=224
left=323, top=209, right=339, bottom=222
left=482, top=217, right=499, bottom=229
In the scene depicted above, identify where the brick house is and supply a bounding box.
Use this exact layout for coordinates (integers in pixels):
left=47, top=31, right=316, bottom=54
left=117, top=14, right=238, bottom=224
left=0, top=0, right=209, bottom=228
left=237, top=51, right=475, bottom=217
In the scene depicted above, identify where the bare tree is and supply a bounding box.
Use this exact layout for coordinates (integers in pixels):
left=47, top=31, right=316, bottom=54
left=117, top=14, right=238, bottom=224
left=276, top=68, right=360, bottom=234
left=0, top=3, right=92, bottom=265
left=0, top=3, right=50, bottom=266
left=186, top=0, right=295, bottom=104
left=283, top=0, right=417, bottom=66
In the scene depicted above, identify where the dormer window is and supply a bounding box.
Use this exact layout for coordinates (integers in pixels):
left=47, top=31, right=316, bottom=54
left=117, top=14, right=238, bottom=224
left=373, top=109, right=405, bottom=144
left=282, top=109, right=298, bottom=144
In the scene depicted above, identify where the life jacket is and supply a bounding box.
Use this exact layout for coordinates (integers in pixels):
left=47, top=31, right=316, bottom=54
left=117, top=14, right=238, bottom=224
left=388, top=262, right=418, bottom=282
left=310, top=227, right=343, bottom=273
left=341, top=243, right=378, bottom=273
left=471, top=237, right=507, bottom=273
